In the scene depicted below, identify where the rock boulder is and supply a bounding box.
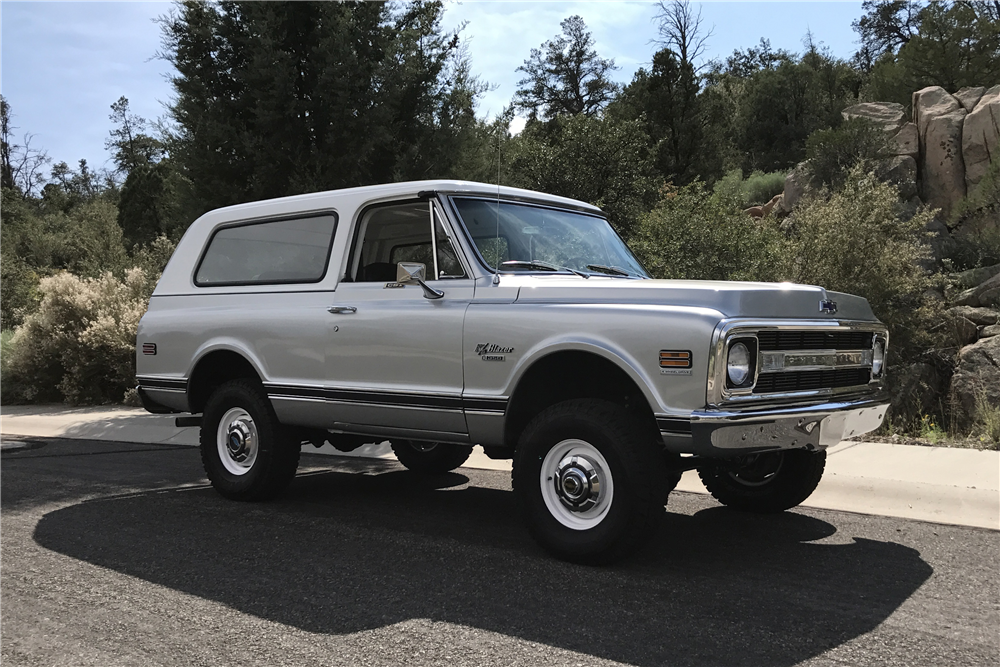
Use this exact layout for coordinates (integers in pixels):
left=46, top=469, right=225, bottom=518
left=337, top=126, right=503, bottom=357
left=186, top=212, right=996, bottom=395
left=914, top=86, right=967, bottom=219
left=947, top=313, right=980, bottom=347
left=946, top=305, right=1000, bottom=327
left=955, top=262, right=1000, bottom=289
left=955, top=86, right=986, bottom=112
left=949, top=335, right=1000, bottom=422
left=892, top=122, right=919, bottom=158
left=842, top=102, right=907, bottom=133
left=952, top=272, right=1000, bottom=308
left=962, top=84, right=1000, bottom=192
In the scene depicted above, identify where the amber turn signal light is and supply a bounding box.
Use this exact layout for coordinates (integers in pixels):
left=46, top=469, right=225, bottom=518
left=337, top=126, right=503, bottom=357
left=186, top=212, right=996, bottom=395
left=659, top=350, right=691, bottom=368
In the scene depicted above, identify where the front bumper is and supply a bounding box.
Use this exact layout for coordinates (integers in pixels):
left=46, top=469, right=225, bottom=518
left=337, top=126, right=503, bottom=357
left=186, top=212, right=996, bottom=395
left=660, top=396, right=889, bottom=457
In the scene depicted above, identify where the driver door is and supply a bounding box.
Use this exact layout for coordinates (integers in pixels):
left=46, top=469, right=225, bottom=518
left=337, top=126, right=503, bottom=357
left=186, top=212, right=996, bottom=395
left=324, top=199, right=474, bottom=437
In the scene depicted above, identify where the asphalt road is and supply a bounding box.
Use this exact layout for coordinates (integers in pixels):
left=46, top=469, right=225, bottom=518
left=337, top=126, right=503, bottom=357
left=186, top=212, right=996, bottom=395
left=2, top=437, right=998, bottom=667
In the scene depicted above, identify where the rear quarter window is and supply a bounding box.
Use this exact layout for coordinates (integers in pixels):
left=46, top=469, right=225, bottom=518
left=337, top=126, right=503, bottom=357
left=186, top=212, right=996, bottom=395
left=195, top=214, right=337, bottom=286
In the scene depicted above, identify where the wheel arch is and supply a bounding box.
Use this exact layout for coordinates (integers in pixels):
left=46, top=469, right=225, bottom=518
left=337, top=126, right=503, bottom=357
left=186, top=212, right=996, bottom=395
left=186, top=343, right=266, bottom=414
left=503, top=344, right=661, bottom=450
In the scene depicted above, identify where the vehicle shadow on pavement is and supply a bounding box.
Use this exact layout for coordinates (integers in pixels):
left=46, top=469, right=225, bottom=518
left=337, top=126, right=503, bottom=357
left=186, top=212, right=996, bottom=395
left=33, top=466, right=933, bottom=667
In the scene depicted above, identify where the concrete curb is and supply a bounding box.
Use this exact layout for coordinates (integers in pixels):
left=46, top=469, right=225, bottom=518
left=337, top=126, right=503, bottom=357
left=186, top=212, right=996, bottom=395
left=3, top=404, right=997, bottom=530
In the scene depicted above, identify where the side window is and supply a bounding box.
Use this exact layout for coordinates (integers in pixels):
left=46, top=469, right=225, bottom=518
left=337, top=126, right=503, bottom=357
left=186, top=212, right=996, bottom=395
left=352, top=201, right=466, bottom=282
left=195, top=214, right=337, bottom=286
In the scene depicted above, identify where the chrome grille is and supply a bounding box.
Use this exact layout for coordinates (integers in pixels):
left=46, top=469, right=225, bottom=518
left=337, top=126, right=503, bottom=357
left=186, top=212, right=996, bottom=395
left=754, top=368, right=872, bottom=394
left=756, top=330, right=874, bottom=351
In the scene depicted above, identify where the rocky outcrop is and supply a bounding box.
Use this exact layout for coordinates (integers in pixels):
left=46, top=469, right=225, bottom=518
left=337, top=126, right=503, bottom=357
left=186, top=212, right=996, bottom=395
left=944, top=267, right=1000, bottom=425
left=962, top=84, right=1000, bottom=192
left=914, top=86, right=968, bottom=219
left=776, top=87, right=998, bottom=242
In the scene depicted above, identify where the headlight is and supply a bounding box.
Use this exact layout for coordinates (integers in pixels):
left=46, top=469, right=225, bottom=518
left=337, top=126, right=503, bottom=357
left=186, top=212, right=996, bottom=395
left=727, top=342, right=751, bottom=385
left=872, top=339, right=885, bottom=377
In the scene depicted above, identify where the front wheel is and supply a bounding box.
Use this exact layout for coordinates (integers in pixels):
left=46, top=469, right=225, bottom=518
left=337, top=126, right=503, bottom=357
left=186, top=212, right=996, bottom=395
left=390, top=440, right=473, bottom=474
left=697, top=449, right=826, bottom=513
left=200, top=379, right=300, bottom=501
left=513, top=399, right=668, bottom=564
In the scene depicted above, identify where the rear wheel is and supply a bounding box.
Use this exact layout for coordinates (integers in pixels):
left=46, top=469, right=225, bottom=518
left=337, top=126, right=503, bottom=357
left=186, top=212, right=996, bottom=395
left=390, top=440, right=473, bottom=474
left=513, top=399, right=667, bottom=564
left=200, top=379, right=300, bottom=501
left=697, top=449, right=826, bottom=513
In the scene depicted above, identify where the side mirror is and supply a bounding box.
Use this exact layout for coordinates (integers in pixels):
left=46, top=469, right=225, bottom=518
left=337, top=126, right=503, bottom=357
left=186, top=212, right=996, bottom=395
left=396, top=262, right=444, bottom=300
left=396, top=262, right=427, bottom=284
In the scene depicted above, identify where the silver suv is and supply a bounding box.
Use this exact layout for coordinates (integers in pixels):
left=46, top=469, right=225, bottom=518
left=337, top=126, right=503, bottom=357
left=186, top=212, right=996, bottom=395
left=136, top=180, right=889, bottom=563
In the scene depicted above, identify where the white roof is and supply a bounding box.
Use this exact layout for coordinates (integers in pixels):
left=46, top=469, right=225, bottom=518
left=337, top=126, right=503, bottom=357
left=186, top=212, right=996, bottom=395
left=199, top=180, right=602, bottom=222
left=154, top=180, right=602, bottom=296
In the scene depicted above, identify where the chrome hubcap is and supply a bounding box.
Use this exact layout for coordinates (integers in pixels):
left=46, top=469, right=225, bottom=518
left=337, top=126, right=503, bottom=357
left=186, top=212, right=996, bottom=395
left=226, top=420, right=253, bottom=462
left=217, top=408, right=258, bottom=476
left=540, top=439, right=614, bottom=531
left=554, top=455, right=601, bottom=511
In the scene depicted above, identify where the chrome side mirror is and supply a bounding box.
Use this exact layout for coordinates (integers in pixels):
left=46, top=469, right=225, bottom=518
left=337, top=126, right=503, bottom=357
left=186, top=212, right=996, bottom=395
left=396, top=262, right=427, bottom=283
left=396, top=262, right=444, bottom=300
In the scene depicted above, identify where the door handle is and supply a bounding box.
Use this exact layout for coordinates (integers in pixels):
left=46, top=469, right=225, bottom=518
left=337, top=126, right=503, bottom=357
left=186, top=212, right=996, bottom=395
left=327, top=306, right=357, bottom=314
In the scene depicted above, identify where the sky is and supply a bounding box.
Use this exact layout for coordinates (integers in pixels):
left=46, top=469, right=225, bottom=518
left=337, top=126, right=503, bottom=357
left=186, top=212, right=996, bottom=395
left=1, top=1, right=867, bottom=173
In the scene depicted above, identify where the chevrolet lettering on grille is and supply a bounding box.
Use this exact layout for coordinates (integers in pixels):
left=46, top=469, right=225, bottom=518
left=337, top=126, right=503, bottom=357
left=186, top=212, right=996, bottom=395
left=760, top=349, right=873, bottom=373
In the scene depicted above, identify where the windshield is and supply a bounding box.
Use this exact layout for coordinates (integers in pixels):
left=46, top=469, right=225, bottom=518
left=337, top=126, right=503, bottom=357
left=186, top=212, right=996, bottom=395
left=451, top=198, right=649, bottom=278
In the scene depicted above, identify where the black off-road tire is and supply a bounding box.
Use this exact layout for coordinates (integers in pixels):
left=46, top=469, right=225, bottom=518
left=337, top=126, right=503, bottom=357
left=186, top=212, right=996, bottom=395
left=513, top=399, right=668, bottom=565
left=390, top=441, right=473, bottom=474
left=200, top=379, right=300, bottom=501
left=698, top=449, right=826, bottom=513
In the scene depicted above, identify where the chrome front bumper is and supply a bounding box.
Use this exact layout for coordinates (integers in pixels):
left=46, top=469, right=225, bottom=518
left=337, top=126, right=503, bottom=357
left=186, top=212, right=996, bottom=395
left=659, top=397, right=889, bottom=457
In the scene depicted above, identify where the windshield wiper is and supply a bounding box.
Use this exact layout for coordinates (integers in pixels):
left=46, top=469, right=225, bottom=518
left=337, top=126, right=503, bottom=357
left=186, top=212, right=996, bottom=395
left=586, top=264, right=631, bottom=277
left=501, top=260, right=589, bottom=278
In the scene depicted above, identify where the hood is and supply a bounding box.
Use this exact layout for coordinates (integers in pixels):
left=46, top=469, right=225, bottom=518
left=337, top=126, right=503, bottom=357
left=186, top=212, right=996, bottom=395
left=509, top=276, right=877, bottom=321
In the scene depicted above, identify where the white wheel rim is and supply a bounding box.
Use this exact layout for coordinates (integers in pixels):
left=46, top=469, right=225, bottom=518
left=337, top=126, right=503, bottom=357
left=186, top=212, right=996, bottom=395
left=217, top=407, right=259, bottom=476
left=540, top=439, right=615, bottom=530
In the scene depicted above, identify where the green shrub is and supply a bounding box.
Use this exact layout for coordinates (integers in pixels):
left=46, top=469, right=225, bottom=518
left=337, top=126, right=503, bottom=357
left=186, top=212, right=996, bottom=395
left=711, top=169, right=787, bottom=209
left=805, top=117, right=893, bottom=190
left=783, top=167, right=940, bottom=363
left=0, top=255, right=41, bottom=330
left=631, top=182, right=786, bottom=281
left=1, top=268, right=158, bottom=404
left=0, top=329, right=14, bottom=377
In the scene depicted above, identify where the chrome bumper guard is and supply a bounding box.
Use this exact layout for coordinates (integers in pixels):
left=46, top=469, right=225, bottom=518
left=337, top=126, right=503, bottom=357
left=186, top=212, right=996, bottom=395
left=662, top=396, right=889, bottom=457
